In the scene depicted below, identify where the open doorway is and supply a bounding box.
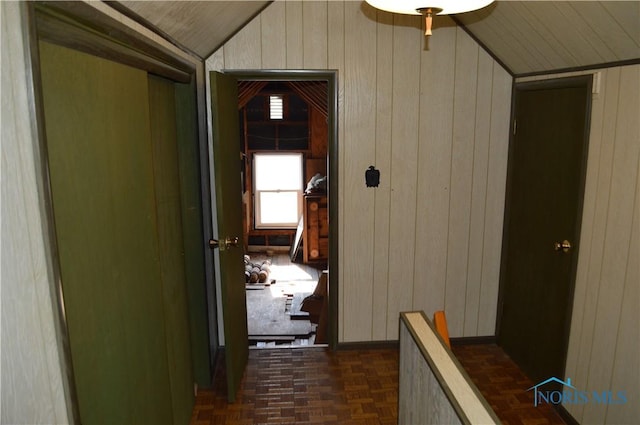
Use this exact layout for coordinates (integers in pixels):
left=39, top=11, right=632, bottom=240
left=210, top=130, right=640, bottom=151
left=237, top=80, right=330, bottom=347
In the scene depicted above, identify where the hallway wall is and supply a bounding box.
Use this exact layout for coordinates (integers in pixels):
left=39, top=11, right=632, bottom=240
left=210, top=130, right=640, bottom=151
left=207, top=0, right=512, bottom=342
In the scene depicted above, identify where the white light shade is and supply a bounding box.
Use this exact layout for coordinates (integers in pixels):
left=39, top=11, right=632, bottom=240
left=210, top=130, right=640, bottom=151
left=365, top=0, right=494, bottom=15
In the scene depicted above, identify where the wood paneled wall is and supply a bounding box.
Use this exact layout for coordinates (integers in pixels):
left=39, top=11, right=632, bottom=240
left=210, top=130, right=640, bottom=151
left=1, top=3, right=70, bottom=423
left=519, top=65, right=640, bottom=424
left=207, top=1, right=512, bottom=342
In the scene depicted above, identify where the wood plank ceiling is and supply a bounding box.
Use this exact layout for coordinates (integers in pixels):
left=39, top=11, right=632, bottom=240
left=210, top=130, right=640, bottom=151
left=115, top=1, right=271, bottom=58
left=114, top=1, right=639, bottom=76
left=456, top=1, right=640, bottom=75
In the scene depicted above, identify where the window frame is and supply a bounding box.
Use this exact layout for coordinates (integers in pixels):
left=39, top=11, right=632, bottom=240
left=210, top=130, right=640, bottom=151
left=253, top=152, right=304, bottom=229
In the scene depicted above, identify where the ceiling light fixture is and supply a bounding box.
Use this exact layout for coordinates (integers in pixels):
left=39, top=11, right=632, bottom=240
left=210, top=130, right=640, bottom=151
left=365, top=0, right=494, bottom=36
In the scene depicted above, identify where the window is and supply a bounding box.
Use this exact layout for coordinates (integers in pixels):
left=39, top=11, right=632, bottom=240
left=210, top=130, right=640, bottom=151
left=254, top=153, right=303, bottom=229
left=269, top=95, right=283, bottom=120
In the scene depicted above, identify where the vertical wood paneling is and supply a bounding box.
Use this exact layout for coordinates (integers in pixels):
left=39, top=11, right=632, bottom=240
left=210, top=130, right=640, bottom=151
left=208, top=1, right=512, bottom=344
left=341, top=1, right=376, bottom=341
left=573, top=68, right=621, bottom=423
left=372, top=10, right=394, bottom=341
left=478, top=63, right=511, bottom=336
left=302, top=1, right=328, bottom=69
left=386, top=13, right=422, bottom=339
left=327, top=2, right=344, bottom=70
left=606, top=165, right=639, bottom=424
left=224, top=15, right=261, bottom=69
left=206, top=47, right=225, bottom=72
left=581, top=65, right=639, bottom=423
left=261, top=1, right=286, bottom=69
left=413, top=19, right=456, bottom=319
left=445, top=29, right=479, bottom=337
left=1, top=3, right=70, bottom=423
left=285, top=1, right=303, bottom=68
left=464, top=49, right=493, bottom=336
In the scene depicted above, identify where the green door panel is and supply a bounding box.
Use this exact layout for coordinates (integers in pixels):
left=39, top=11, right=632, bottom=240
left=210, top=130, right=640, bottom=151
left=148, top=75, right=195, bottom=425
left=174, top=81, right=214, bottom=388
left=40, top=41, right=195, bottom=424
left=209, top=71, right=248, bottom=402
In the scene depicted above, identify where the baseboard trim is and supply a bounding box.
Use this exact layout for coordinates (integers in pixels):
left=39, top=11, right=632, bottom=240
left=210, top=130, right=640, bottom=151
left=337, top=340, right=399, bottom=351
left=450, top=335, right=497, bottom=346
left=336, top=336, right=497, bottom=350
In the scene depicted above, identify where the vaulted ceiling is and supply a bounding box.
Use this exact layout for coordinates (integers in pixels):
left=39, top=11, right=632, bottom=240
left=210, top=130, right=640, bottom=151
left=115, top=1, right=271, bottom=58
left=456, top=1, right=639, bottom=75
left=115, top=1, right=639, bottom=76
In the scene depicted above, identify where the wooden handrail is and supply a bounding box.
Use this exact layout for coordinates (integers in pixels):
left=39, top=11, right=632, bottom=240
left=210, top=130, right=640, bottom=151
left=399, top=311, right=499, bottom=425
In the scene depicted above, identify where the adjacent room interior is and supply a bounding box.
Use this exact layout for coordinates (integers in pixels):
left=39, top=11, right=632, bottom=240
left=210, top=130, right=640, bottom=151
left=237, top=81, right=330, bottom=347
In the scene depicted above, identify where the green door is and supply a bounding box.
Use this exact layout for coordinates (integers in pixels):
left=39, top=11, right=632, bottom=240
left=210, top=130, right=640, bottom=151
left=498, top=76, right=591, bottom=386
left=40, top=42, right=174, bottom=423
left=209, top=71, right=248, bottom=402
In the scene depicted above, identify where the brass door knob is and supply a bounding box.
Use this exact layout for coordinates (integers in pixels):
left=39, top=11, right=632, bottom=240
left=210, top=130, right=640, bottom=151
left=554, top=240, right=572, bottom=253
left=209, top=236, right=239, bottom=250
left=224, top=236, right=239, bottom=248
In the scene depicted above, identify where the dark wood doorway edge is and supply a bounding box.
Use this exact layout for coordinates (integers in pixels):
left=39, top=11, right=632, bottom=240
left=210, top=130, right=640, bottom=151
left=223, top=70, right=339, bottom=350
left=495, top=74, right=594, bottom=376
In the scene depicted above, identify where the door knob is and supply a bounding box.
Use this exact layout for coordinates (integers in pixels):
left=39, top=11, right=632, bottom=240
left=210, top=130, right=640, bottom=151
left=209, top=236, right=239, bottom=251
left=554, top=240, right=572, bottom=253
left=224, top=236, right=239, bottom=248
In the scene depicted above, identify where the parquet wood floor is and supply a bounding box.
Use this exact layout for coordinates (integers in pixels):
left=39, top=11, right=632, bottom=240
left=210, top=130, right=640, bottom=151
left=452, top=343, right=567, bottom=425
left=190, top=344, right=568, bottom=425
left=190, top=347, right=398, bottom=425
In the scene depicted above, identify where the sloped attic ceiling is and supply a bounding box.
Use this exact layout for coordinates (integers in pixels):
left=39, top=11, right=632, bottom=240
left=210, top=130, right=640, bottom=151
left=115, top=1, right=271, bottom=58
left=113, top=1, right=639, bottom=75
left=456, top=1, right=640, bottom=75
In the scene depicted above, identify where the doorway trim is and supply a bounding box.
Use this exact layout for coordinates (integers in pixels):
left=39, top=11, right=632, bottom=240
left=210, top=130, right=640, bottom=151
left=495, top=74, right=593, bottom=377
left=225, top=69, right=339, bottom=349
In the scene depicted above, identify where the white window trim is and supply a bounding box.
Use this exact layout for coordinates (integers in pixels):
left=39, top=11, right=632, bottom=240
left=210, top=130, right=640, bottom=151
left=253, top=153, right=303, bottom=229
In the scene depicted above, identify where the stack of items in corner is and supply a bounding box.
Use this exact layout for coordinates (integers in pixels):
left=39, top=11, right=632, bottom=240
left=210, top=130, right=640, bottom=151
left=244, top=255, right=271, bottom=284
